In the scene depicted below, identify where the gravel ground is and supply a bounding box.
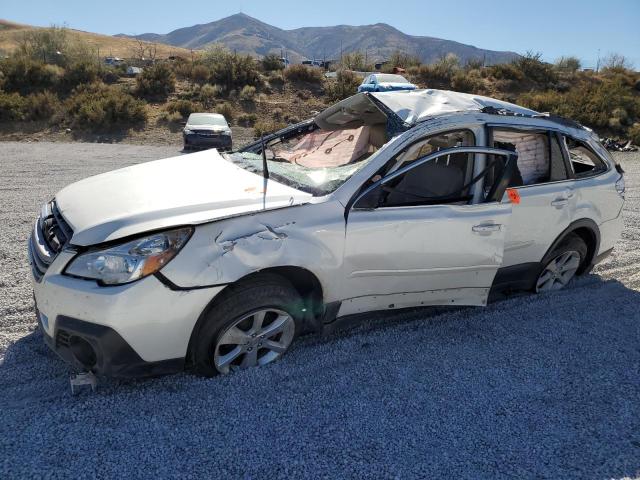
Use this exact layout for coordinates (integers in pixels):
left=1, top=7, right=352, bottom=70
left=1, top=142, right=639, bottom=479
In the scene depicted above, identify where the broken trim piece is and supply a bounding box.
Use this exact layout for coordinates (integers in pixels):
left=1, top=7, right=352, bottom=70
left=154, top=272, right=228, bottom=291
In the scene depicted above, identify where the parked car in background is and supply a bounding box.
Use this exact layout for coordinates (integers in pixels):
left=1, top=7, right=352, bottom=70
left=183, top=113, right=232, bottom=151
left=126, top=66, right=143, bottom=76
left=358, top=73, right=417, bottom=93
left=29, top=89, right=624, bottom=379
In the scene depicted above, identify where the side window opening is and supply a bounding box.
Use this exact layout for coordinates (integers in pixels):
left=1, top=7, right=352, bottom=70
left=564, top=137, right=607, bottom=177
left=490, top=129, right=568, bottom=187
left=363, top=129, right=477, bottom=207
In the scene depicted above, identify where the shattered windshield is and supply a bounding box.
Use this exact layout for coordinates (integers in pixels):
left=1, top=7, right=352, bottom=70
left=224, top=125, right=388, bottom=196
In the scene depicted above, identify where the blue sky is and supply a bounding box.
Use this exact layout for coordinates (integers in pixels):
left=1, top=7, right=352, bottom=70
left=3, top=0, right=639, bottom=67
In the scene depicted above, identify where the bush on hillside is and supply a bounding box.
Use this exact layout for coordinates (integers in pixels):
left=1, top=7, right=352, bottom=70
left=136, top=63, right=175, bottom=98
left=166, top=99, right=198, bottom=117
left=202, top=44, right=261, bottom=92
left=262, top=54, right=284, bottom=72
left=518, top=78, right=640, bottom=132
left=325, top=70, right=361, bottom=101
left=239, top=85, right=257, bottom=101
left=0, top=91, right=27, bottom=121
left=215, top=102, right=235, bottom=123
left=254, top=119, right=287, bottom=137
left=61, top=60, right=102, bottom=91
left=283, top=64, right=323, bottom=84
left=512, top=51, right=557, bottom=85
left=0, top=57, right=63, bottom=94
left=24, top=91, right=60, bottom=120
left=237, top=113, right=258, bottom=127
left=450, top=70, right=484, bottom=93
left=64, top=83, right=147, bottom=129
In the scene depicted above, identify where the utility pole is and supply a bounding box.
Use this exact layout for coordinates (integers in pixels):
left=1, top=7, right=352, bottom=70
left=596, top=49, right=601, bottom=73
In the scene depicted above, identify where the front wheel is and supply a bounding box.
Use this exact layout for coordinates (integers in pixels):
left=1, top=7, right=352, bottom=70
left=191, top=274, right=303, bottom=376
left=535, top=233, right=587, bottom=293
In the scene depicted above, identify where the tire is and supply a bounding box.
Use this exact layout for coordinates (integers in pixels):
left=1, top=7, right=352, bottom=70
left=535, top=233, right=588, bottom=293
left=191, top=273, right=303, bottom=376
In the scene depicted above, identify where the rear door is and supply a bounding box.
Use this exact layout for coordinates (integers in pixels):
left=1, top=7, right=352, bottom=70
left=488, top=127, right=575, bottom=267
left=340, top=146, right=517, bottom=317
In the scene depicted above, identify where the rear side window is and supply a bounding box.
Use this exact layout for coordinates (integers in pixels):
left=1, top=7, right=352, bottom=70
left=564, top=137, right=607, bottom=177
left=491, top=129, right=568, bottom=186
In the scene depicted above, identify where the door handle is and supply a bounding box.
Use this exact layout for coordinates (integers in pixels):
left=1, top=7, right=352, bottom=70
left=472, top=223, right=502, bottom=234
left=551, top=198, right=569, bottom=208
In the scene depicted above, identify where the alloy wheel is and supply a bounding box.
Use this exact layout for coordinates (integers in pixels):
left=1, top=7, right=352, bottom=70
left=535, top=250, right=581, bottom=292
left=213, top=308, right=295, bottom=374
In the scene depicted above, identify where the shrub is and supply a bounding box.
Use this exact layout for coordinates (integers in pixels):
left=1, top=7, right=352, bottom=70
left=202, top=44, right=261, bottom=92
left=0, top=57, right=62, bottom=94
left=487, top=62, right=524, bottom=81
left=555, top=56, right=581, bottom=73
left=629, top=123, right=640, bottom=145
left=190, top=64, right=210, bottom=85
left=166, top=99, right=198, bottom=117
left=385, top=50, right=421, bottom=70
left=61, top=60, right=101, bottom=91
left=451, top=70, right=483, bottom=93
left=199, top=83, right=221, bottom=108
left=0, top=91, right=26, bottom=121
left=325, top=69, right=361, bottom=101
left=215, top=102, right=235, bottom=123
left=283, top=64, right=323, bottom=84
left=409, top=53, right=460, bottom=88
left=262, top=54, right=284, bottom=72
left=63, top=83, right=147, bottom=130
left=158, top=110, right=183, bottom=124
left=518, top=78, right=640, bottom=131
left=254, top=119, right=287, bottom=137
left=237, top=113, right=257, bottom=127
left=136, top=63, right=175, bottom=98
left=512, top=51, right=557, bottom=85
left=24, top=91, right=60, bottom=120
left=239, top=85, right=256, bottom=101
left=601, top=53, right=633, bottom=74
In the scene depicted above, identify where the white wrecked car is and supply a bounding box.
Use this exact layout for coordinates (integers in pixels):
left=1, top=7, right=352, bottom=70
left=29, top=89, right=625, bottom=377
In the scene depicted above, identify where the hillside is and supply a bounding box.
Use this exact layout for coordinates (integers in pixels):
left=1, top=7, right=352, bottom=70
left=118, top=13, right=519, bottom=64
left=0, top=19, right=191, bottom=58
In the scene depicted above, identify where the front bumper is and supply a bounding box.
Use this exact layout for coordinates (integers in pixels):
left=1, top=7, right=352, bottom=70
left=184, top=133, right=232, bottom=150
left=33, top=250, right=224, bottom=377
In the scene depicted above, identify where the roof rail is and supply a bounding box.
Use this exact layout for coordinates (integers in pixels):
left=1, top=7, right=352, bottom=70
left=480, top=106, right=586, bottom=130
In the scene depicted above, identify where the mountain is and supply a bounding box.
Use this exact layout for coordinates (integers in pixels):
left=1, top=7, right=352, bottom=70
left=117, top=13, right=519, bottom=65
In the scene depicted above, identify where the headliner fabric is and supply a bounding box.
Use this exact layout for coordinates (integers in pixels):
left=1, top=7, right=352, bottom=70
left=276, top=127, right=371, bottom=168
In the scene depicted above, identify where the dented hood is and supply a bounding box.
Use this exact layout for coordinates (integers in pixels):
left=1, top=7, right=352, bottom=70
left=56, top=149, right=312, bottom=246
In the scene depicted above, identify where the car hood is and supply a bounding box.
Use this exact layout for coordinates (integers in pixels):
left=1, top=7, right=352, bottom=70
left=56, top=149, right=312, bottom=246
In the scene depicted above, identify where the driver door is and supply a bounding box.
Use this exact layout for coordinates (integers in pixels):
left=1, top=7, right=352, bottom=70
left=340, top=146, right=517, bottom=316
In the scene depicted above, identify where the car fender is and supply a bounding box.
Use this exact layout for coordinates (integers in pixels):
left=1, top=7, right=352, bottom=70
left=158, top=200, right=347, bottom=304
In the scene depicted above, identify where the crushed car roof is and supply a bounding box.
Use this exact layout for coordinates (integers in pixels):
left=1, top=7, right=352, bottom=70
left=371, top=89, right=538, bottom=124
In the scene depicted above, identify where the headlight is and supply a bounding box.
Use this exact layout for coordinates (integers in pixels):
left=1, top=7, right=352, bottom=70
left=183, top=128, right=193, bottom=134
left=64, top=227, right=193, bottom=285
left=221, top=130, right=231, bottom=136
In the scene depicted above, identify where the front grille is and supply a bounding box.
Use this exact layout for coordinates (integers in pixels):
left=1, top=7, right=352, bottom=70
left=192, top=129, right=221, bottom=137
left=28, top=200, right=73, bottom=282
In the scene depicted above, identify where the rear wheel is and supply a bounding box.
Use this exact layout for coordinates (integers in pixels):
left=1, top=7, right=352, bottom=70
left=535, top=233, right=587, bottom=293
left=191, top=274, right=303, bottom=376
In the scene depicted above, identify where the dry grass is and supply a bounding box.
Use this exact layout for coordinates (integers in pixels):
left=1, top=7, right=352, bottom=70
left=0, top=20, right=190, bottom=59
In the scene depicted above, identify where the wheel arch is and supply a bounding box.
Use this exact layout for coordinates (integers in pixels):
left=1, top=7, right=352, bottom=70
left=185, top=266, right=325, bottom=367
left=543, top=218, right=601, bottom=274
